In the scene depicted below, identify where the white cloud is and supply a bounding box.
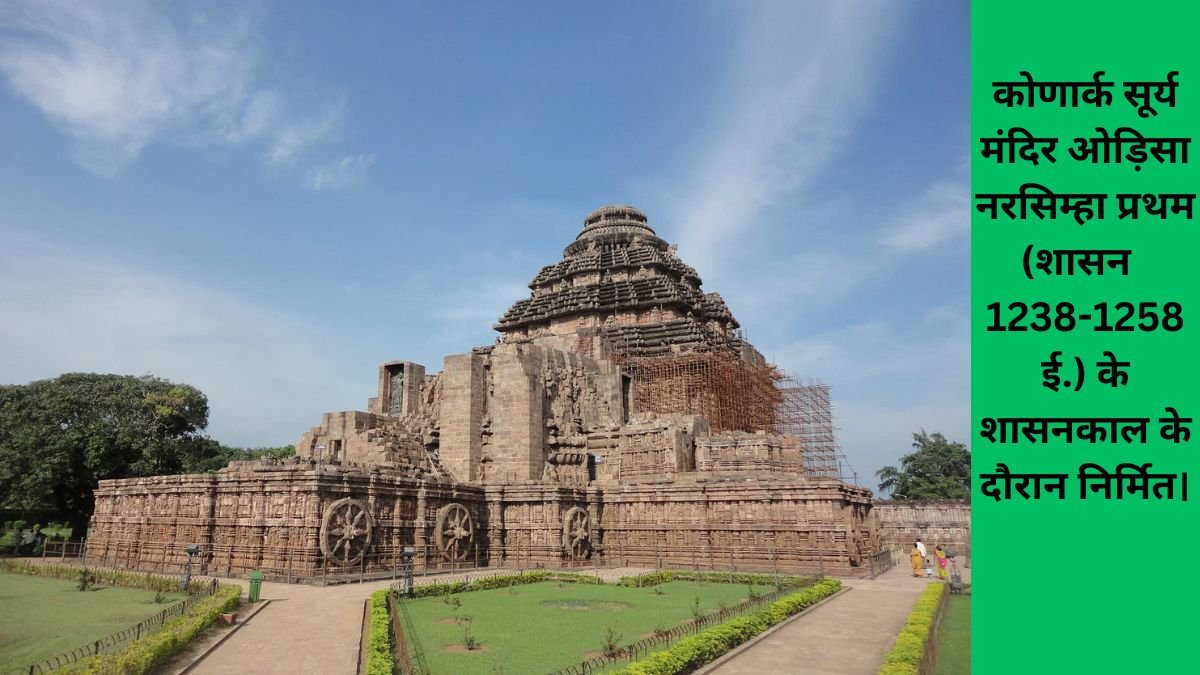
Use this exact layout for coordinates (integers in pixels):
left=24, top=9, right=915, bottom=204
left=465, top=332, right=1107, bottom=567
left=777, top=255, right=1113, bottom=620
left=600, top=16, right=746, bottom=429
left=669, top=1, right=903, bottom=274
left=0, top=232, right=546, bottom=444
left=880, top=179, right=970, bottom=252
left=0, top=1, right=340, bottom=175
left=763, top=307, right=970, bottom=487
left=303, top=152, right=374, bottom=191
left=0, top=232, right=364, bottom=446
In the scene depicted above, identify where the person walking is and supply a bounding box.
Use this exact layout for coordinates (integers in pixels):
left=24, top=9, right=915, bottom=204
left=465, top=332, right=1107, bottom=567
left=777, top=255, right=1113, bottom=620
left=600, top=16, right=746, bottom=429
left=935, top=546, right=949, bottom=580
left=910, top=542, right=923, bottom=577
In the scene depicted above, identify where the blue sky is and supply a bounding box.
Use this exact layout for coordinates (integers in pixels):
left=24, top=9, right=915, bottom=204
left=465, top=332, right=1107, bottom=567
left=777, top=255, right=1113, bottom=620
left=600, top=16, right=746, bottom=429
left=0, top=1, right=968, bottom=490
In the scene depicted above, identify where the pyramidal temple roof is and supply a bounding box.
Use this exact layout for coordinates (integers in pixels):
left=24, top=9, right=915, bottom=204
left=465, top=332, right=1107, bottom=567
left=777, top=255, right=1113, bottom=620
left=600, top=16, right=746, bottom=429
left=495, top=205, right=746, bottom=357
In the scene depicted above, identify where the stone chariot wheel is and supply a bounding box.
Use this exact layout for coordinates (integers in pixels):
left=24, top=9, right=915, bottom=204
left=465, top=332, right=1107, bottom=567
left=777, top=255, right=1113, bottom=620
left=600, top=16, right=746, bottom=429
left=320, top=498, right=373, bottom=566
left=434, top=503, right=474, bottom=562
left=563, top=507, right=591, bottom=560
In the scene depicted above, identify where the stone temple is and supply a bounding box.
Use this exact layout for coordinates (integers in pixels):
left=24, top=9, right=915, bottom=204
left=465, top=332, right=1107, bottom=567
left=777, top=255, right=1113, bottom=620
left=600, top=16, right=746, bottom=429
left=85, top=206, right=881, bottom=578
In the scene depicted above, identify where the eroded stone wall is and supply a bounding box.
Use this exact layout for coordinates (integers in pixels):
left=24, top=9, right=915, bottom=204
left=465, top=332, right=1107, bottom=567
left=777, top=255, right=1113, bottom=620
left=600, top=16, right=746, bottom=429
left=871, top=500, right=971, bottom=556
left=87, top=469, right=879, bottom=578
left=595, top=480, right=875, bottom=575
left=87, top=464, right=487, bottom=578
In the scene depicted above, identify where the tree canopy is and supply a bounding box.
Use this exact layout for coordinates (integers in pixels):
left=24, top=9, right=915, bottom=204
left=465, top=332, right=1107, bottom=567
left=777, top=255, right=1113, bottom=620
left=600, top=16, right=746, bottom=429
left=183, top=441, right=296, bottom=473
left=876, top=430, right=971, bottom=500
left=0, top=373, right=212, bottom=538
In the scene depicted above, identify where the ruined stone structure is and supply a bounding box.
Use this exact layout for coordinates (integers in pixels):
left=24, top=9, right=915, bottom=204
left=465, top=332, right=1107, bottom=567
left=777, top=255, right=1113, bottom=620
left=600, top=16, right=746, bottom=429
left=873, top=500, right=971, bottom=559
left=87, top=206, right=881, bottom=579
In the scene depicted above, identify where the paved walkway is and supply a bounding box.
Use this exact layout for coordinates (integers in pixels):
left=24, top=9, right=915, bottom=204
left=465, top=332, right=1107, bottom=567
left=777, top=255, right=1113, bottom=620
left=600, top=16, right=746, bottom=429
left=185, top=566, right=649, bottom=675
left=186, top=576, right=390, bottom=675
left=703, top=560, right=971, bottom=675
left=182, top=559, right=970, bottom=675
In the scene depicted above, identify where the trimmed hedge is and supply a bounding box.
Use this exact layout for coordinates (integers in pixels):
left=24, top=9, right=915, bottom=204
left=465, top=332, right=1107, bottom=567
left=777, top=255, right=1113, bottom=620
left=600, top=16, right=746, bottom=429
left=0, top=559, right=198, bottom=594
left=366, top=590, right=394, bottom=675
left=410, top=570, right=603, bottom=598
left=610, top=578, right=843, bottom=675
left=71, top=583, right=242, bottom=674
left=615, top=570, right=813, bottom=589
left=877, top=582, right=946, bottom=675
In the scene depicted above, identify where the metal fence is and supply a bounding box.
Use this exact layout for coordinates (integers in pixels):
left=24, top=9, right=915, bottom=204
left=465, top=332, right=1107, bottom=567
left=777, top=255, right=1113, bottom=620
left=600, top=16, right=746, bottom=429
left=918, top=587, right=952, bottom=674
left=391, top=592, right=427, bottom=675
left=869, top=545, right=901, bottom=579
left=41, top=541, right=87, bottom=560
left=546, top=580, right=812, bottom=675
left=11, top=578, right=220, bottom=675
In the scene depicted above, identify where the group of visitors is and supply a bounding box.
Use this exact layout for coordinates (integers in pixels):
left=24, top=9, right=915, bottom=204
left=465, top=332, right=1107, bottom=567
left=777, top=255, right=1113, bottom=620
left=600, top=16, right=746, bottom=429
left=909, top=539, right=949, bottom=580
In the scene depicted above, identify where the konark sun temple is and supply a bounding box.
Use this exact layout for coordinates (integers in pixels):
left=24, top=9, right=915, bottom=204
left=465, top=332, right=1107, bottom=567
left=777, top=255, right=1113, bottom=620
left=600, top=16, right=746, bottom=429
left=86, top=206, right=894, bottom=579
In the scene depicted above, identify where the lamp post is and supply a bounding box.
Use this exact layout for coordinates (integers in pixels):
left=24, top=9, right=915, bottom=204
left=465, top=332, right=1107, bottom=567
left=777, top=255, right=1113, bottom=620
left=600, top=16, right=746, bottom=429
left=315, top=444, right=327, bottom=471
left=181, top=544, right=201, bottom=591
left=401, top=546, right=416, bottom=596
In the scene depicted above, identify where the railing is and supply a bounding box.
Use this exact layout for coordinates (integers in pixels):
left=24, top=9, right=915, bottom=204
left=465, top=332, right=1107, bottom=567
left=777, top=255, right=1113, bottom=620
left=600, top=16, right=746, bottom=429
left=12, top=578, right=220, bottom=675
left=83, top=540, right=499, bottom=585
left=392, top=592, right=428, bottom=675
left=41, top=541, right=87, bottom=560
left=546, top=581, right=811, bottom=675
left=81, top=534, right=877, bottom=586
left=387, top=567, right=609, bottom=598
left=869, top=545, right=901, bottom=579
left=918, top=586, right=952, bottom=674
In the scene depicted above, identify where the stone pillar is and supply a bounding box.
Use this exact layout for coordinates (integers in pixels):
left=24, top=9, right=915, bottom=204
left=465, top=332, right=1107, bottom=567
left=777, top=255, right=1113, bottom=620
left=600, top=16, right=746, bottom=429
left=440, top=353, right=486, bottom=481
left=414, top=486, right=428, bottom=571
left=489, top=345, right=546, bottom=482
left=486, top=486, right=505, bottom=567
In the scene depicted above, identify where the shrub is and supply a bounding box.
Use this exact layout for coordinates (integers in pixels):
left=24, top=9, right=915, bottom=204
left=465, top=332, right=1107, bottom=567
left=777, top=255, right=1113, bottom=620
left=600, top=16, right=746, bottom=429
left=366, top=590, right=395, bottom=675
left=73, top=583, right=242, bottom=675
left=77, top=568, right=97, bottom=592
left=0, top=560, right=203, bottom=595
left=456, top=615, right=479, bottom=650
left=615, top=570, right=814, bottom=589
left=877, top=582, right=946, bottom=675
left=609, top=578, right=842, bottom=675
left=409, top=570, right=603, bottom=598
left=602, top=625, right=623, bottom=658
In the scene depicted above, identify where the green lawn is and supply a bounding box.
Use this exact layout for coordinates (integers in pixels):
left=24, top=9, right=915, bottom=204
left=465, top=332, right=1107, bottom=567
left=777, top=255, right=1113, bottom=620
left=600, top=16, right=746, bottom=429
left=401, top=580, right=777, bottom=675
left=935, top=594, right=970, bottom=675
left=0, top=572, right=187, bottom=672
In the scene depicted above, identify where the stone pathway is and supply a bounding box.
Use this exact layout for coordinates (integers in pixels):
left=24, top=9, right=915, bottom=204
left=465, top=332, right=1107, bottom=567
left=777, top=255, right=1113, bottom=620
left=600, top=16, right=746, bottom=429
left=702, top=560, right=970, bottom=675
left=185, top=566, right=651, bottom=675
left=183, top=561, right=970, bottom=675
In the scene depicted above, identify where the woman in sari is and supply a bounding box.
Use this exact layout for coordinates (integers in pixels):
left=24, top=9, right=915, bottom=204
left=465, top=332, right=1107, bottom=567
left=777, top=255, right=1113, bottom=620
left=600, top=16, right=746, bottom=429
left=935, top=546, right=949, bottom=580
left=910, top=542, right=923, bottom=577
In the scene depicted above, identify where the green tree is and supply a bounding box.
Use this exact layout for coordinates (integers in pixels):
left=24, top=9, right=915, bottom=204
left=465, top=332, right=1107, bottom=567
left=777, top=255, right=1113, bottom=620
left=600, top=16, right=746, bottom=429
left=183, top=441, right=296, bottom=473
left=876, top=430, right=971, bottom=500
left=0, top=373, right=211, bottom=539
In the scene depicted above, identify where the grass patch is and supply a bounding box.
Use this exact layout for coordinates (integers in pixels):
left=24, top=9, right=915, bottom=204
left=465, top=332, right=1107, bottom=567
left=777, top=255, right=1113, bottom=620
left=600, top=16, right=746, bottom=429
left=400, top=580, right=776, bottom=675
left=0, top=571, right=186, bottom=672
left=934, top=594, right=970, bottom=675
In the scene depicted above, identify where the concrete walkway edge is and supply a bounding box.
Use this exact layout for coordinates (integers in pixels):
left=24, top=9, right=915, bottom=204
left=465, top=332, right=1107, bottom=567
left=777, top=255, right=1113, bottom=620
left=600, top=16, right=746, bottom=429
left=693, top=587, right=853, bottom=675
left=174, top=600, right=272, bottom=675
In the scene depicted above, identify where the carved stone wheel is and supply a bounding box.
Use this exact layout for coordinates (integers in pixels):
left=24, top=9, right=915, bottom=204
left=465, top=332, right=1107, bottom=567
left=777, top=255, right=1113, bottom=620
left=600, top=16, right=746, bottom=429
left=563, top=507, right=591, bottom=560
left=434, top=503, right=474, bottom=562
left=320, top=498, right=373, bottom=566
